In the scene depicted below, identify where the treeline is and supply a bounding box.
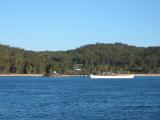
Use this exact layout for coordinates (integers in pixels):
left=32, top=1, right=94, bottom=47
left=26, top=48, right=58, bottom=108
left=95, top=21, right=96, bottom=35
left=0, top=43, right=160, bottom=74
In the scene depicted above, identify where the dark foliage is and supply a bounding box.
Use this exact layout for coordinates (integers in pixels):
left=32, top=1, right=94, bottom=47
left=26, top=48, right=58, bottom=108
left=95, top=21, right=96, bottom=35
left=0, top=43, right=159, bottom=74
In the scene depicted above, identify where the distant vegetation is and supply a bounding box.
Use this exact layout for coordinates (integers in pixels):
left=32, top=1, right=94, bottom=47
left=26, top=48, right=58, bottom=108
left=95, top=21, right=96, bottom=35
left=0, top=43, right=160, bottom=74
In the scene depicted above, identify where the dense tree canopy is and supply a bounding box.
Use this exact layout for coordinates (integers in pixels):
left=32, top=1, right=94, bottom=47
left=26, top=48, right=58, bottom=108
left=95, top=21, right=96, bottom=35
left=0, top=43, right=159, bottom=74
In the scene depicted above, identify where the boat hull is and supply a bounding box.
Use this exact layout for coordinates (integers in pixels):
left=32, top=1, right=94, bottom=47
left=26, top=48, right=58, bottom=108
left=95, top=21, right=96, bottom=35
left=90, top=74, right=134, bottom=79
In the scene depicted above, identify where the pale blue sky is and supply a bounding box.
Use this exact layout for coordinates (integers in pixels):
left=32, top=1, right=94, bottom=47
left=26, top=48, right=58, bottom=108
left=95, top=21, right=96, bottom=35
left=0, top=0, right=160, bottom=51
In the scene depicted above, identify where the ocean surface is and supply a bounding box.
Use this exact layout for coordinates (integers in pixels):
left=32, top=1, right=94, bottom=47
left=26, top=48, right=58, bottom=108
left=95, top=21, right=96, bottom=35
left=0, top=76, right=160, bottom=120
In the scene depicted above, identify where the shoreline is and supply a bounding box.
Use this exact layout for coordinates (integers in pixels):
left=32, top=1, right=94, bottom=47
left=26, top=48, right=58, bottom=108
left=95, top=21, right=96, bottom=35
left=0, top=74, right=160, bottom=77
left=135, top=74, right=160, bottom=76
left=0, top=74, right=43, bottom=77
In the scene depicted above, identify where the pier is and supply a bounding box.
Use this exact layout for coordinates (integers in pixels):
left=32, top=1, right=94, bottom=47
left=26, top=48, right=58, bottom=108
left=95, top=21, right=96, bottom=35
left=46, top=74, right=90, bottom=77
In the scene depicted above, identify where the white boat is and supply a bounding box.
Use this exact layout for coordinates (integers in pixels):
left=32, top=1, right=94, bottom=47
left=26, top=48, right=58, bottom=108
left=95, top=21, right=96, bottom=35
left=90, top=74, right=134, bottom=79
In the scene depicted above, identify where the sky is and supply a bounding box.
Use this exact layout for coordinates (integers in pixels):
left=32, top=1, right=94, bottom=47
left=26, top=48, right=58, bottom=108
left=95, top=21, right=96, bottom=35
left=0, top=0, right=160, bottom=51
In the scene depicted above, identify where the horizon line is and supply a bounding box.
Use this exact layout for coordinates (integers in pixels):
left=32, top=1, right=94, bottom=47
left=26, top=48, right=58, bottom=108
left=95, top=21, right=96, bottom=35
left=0, top=42, right=160, bottom=52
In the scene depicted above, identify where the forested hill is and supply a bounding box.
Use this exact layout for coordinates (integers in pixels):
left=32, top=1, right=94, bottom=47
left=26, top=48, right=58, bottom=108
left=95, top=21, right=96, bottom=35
left=0, top=43, right=160, bottom=74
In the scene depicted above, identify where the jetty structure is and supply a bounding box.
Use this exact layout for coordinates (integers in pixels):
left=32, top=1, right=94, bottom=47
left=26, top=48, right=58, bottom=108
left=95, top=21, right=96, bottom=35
left=44, top=69, right=135, bottom=79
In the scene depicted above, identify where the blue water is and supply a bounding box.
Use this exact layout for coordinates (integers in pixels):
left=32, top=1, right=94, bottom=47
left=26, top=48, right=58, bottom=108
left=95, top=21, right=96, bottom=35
left=0, top=76, right=160, bottom=120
